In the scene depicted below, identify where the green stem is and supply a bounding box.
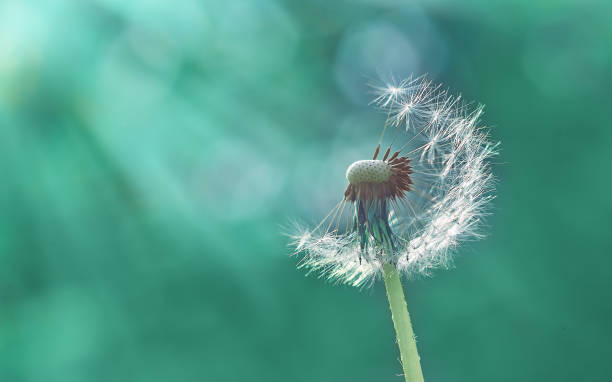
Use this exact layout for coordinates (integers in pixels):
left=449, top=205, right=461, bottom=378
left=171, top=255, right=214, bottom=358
left=382, top=262, right=424, bottom=382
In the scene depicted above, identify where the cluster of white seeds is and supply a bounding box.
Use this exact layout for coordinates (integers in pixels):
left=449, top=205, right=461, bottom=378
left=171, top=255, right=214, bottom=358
left=293, top=76, right=498, bottom=287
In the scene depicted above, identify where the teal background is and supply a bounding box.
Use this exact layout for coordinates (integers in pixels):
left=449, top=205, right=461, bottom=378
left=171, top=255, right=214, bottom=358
left=1, top=1, right=611, bottom=381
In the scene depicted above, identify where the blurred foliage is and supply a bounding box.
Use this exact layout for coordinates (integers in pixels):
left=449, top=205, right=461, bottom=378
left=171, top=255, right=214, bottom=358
left=1, top=0, right=612, bottom=381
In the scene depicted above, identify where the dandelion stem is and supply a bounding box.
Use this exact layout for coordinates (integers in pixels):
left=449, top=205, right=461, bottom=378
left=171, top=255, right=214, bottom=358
left=382, top=262, right=424, bottom=382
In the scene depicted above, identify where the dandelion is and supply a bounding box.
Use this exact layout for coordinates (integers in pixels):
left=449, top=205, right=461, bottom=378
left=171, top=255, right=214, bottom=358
left=291, top=76, right=499, bottom=381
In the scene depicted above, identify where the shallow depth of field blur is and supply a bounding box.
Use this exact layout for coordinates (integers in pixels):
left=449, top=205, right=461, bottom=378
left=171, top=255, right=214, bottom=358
left=1, top=1, right=611, bottom=381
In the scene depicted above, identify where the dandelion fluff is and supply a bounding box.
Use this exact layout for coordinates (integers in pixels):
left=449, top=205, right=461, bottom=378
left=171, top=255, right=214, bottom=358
left=292, top=76, right=498, bottom=287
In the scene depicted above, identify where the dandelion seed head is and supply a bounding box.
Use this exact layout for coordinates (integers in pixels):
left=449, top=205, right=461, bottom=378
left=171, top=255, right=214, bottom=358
left=292, top=76, right=499, bottom=287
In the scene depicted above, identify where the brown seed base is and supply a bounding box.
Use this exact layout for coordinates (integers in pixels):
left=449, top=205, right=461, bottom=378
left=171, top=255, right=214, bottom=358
left=344, top=155, right=412, bottom=202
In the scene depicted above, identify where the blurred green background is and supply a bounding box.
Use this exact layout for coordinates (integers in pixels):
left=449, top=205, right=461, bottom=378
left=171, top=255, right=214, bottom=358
left=1, top=0, right=611, bottom=381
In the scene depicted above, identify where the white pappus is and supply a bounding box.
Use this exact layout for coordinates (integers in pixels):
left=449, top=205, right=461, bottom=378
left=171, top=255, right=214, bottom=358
left=292, top=76, right=499, bottom=287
